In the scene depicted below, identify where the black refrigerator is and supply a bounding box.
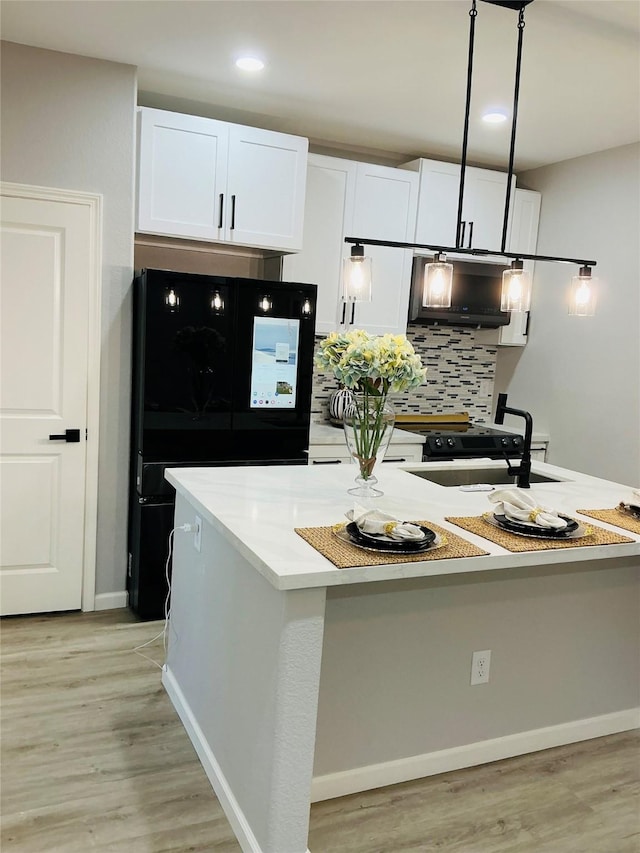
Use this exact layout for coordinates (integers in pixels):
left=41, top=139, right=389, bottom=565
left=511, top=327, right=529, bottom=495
left=128, top=268, right=317, bottom=619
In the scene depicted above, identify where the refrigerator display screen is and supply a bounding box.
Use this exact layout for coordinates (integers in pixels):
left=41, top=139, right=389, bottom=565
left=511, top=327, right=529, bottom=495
left=250, top=316, right=300, bottom=408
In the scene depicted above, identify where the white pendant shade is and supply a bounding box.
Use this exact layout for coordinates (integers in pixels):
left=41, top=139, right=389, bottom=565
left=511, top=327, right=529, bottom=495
left=423, top=254, right=453, bottom=308
left=501, top=263, right=531, bottom=312
left=568, top=269, right=597, bottom=316
left=342, top=255, right=372, bottom=303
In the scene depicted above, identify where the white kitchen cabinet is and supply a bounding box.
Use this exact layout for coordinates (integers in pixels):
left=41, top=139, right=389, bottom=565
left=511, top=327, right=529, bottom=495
left=496, top=188, right=541, bottom=346
left=282, top=154, right=418, bottom=335
left=136, top=107, right=308, bottom=252
left=307, top=443, right=423, bottom=465
left=401, top=158, right=515, bottom=253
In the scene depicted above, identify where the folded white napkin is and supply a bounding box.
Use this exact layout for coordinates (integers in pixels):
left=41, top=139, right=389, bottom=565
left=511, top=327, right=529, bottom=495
left=346, top=506, right=426, bottom=541
left=488, top=488, right=568, bottom=530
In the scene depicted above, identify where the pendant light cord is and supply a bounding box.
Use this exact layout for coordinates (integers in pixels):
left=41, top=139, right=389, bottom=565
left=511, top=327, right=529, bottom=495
left=501, top=5, right=527, bottom=253
left=456, top=0, right=477, bottom=249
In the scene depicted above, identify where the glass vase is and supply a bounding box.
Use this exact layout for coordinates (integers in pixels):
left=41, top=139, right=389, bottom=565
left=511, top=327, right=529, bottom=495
left=343, top=392, right=395, bottom=497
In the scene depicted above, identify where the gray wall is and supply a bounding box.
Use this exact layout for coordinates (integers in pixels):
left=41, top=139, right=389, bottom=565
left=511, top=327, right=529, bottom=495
left=1, top=42, right=137, bottom=596
left=495, top=143, right=640, bottom=486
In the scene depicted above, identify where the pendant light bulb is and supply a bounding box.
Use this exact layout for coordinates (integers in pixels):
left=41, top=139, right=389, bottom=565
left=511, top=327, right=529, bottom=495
left=501, top=259, right=531, bottom=312
left=164, top=288, right=180, bottom=312
left=210, top=290, right=224, bottom=314
left=568, top=266, right=597, bottom=316
left=259, top=295, right=272, bottom=313
left=423, top=253, right=453, bottom=308
left=342, top=244, right=372, bottom=303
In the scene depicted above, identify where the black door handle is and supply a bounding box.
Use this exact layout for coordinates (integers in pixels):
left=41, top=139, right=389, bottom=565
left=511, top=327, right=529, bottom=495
left=230, top=194, right=236, bottom=230
left=48, top=428, right=81, bottom=443
left=468, top=220, right=474, bottom=248
left=218, top=194, right=224, bottom=229
left=459, top=220, right=466, bottom=248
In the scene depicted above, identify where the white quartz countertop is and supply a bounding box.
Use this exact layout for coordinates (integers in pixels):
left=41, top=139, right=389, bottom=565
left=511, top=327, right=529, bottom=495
left=310, top=422, right=426, bottom=445
left=166, top=460, right=639, bottom=591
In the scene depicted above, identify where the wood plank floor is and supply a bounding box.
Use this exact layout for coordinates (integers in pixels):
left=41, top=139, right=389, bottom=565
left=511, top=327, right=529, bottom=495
left=1, top=609, right=638, bottom=853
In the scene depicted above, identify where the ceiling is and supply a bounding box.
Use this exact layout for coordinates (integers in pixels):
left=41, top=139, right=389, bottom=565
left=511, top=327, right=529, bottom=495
left=2, top=0, right=639, bottom=171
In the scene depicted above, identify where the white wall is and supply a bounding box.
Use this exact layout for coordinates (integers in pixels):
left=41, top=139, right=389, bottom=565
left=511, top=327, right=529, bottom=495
left=0, top=42, right=136, bottom=596
left=495, top=143, right=640, bottom=485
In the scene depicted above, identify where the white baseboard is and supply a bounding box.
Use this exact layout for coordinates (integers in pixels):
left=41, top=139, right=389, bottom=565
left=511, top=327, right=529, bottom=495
left=163, top=667, right=294, bottom=853
left=93, top=591, right=128, bottom=611
left=311, top=708, right=640, bottom=803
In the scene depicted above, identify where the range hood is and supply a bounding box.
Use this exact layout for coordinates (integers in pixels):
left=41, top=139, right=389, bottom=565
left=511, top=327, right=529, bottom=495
left=409, top=258, right=511, bottom=328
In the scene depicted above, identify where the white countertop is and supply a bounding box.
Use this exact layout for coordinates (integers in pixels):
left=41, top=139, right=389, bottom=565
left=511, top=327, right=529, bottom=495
left=167, top=460, right=639, bottom=591
left=310, top=422, right=426, bottom=445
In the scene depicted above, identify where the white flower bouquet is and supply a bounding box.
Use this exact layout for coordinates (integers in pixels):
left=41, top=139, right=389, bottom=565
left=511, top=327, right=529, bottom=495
left=315, top=330, right=427, bottom=495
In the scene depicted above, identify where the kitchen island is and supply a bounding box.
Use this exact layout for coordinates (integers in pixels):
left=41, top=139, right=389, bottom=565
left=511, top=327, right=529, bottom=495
left=163, top=460, right=640, bottom=853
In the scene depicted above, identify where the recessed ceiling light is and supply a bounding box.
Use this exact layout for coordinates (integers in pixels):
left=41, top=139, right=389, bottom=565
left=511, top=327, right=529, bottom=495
left=235, top=57, right=265, bottom=72
left=482, top=111, right=508, bottom=124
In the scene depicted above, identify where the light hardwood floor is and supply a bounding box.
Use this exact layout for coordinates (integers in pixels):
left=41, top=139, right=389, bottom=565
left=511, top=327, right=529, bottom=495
left=1, top=609, right=638, bottom=853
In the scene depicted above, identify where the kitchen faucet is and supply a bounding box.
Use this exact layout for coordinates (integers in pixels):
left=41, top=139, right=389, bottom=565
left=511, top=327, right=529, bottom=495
left=494, top=393, right=533, bottom=489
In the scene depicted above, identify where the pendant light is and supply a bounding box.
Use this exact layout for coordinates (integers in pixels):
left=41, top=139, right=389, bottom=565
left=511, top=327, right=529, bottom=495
left=423, top=253, right=453, bottom=308
left=568, top=266, right=597, bottom=316
left=342, top=243, right=372, bottom=303
left=501, top=259, right=531, bottom=311
left=343, top=0, right=598, bottom=318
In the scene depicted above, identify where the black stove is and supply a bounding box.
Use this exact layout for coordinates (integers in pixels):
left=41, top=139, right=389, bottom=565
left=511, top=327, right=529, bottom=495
left=397, top=419, right=523, bottom=461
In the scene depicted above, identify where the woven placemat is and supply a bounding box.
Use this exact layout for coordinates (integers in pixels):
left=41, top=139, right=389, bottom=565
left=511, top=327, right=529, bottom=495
left=576, top=508, right=640, bottom=536
left=445, top=515, right=634, bottom=553
left=294, top=521, right=488, bottom=569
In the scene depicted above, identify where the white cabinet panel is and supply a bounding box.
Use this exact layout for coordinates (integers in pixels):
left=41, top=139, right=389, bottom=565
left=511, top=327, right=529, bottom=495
left=403, top=158, right=514, bottom=253
left=136, top=108, right=308, bottom=252
left=282, top=154, right=355, bottom=333
left=283, top=156, right=417, bottom=336
left=226, top=125, right=307, bottom=251
left=349, top=163, right=418, bottom=335
left=137, top=108, right=228, bottom=240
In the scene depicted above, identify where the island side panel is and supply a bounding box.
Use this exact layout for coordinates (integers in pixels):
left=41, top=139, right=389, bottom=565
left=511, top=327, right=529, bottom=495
left=164, top=493, right=327, bottom=853
left=312, top=559, right=640, bottom=799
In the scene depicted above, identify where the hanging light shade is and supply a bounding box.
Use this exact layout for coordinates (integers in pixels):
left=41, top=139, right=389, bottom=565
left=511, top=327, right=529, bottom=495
left=423, top=253, right=453, bottom=308
left=342, top=244, right=372, bottom=303
left=501, top=259, right=531, bottom=311
left=568, top=266, right=597, bottom=316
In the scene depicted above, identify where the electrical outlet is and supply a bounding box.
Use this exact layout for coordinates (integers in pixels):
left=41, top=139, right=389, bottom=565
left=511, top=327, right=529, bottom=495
left=194, top=516, right=202, bottom=552
left=471, top=649, right=491, bottom=685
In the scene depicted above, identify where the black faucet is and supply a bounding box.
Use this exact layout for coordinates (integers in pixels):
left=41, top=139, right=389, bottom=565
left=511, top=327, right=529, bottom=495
left=494, top=392, right=533, bottom=489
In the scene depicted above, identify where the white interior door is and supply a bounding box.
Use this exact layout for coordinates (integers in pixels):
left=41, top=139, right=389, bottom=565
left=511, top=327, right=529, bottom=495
left=0, top=188, right=98, bottom=615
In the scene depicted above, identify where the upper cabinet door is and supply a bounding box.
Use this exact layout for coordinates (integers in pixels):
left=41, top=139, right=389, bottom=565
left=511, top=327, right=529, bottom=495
left=403, top=158, right=514, bottom=253
left=348, top=163, right=418, bottom=336
left=136, top=108, right=228, bottom=241
left=225, top=125, right=308, bottom=252
left=282, top=154, right=357, bottom=335
left=463, top=166, right=513, bottom=252
left=412, top=159, right=460, bottom=247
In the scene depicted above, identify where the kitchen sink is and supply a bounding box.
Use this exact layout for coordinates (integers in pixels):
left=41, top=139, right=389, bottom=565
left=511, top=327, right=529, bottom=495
left=404, top=467, right=566, bottom=487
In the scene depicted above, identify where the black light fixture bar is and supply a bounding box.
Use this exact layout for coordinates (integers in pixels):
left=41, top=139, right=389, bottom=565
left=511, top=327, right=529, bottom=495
left=344, top=236, right=596, bottom=268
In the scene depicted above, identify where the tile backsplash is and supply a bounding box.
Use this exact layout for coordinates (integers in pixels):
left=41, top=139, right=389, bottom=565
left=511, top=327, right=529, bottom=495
left=312, top=325, right=498, bottom=423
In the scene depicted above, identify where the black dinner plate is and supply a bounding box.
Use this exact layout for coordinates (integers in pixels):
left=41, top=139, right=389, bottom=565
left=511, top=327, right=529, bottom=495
left=493, top=513, right=579, bottom=537
left=346, top=522, right=436, bottom=552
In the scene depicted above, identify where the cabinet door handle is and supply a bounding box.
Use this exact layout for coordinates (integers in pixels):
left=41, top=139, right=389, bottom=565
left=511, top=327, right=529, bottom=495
left=230, top=195, right=236, bottom=230
left=218, top=194, right=224, bottom=229
left=341, top=302, right=347, bottom=325
left=459, top=220, right=466, bottom=248
left=350, top=303, right=356, bottom=325
left=382, top=457, right=407, bottom=463
left=48, top=428, right=80, bottom=443
left=468, top=220, right=474, bottom=249
left=312, top=459, right=343, bottom=465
